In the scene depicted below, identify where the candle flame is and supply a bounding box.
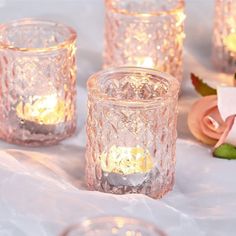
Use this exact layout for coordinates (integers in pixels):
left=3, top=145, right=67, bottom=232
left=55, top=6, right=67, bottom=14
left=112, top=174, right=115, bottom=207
left=100, top=145, right=153, bottom=175
left=224, top=33, right=236, bottom=53
left=137, top=57, right=155, bottom=68
left=16, top=94, right=69, bottom=125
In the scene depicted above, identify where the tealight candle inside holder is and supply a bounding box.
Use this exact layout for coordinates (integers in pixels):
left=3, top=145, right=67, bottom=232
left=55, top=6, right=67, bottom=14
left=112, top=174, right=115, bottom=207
left=103, top=0, right=185, bottom=82
left=212, top=0, right=236, bottom=73
left=0, top=19, right=77, bottom=146
left=86, top=67, right=179, bottom=199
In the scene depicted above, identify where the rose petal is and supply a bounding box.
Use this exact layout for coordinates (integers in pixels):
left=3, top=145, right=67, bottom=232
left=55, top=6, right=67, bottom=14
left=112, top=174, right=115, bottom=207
left=217, top=87, right=236, bottom=120
left=201, top=106, right=226, bottom=139
left=188, top=96, right=218, bottom=145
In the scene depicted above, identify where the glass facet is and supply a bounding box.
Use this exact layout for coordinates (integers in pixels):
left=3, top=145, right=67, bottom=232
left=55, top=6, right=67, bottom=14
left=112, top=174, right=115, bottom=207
left=0, top=19, right=77, bottom=146
left=86, top=67, right=179, bottom=199
left=103, top=0, right=185, bottom=82
left=61, top=216, right=167, bottom=236
left=212, top=0, right=236, bottom=73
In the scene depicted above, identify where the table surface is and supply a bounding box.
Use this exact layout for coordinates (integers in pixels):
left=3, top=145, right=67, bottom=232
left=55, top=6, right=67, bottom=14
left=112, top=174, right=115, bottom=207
left=0, top=1, right=236, bottom=236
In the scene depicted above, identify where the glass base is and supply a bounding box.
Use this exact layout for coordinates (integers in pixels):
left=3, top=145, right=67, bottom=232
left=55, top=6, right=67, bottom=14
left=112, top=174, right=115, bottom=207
left=87, top=167, right=174, bottom=199
left=0, top=112, right=76, bottom=146
left=0, top=127, right=76, bottom=146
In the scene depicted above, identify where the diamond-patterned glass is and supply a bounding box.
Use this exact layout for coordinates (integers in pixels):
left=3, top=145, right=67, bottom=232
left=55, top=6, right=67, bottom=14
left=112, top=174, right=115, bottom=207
left=212, top=0, right=236, bottom=73
left=103, top=0, right=185, bottom=82
left=61, top=216, right=166, bottom=236
left=86, top=67, right=179, bottom=199
left=0, top=19, right=77, bottom=146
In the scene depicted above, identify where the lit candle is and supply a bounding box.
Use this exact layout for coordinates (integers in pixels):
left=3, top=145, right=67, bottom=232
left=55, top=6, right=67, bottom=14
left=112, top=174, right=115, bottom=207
left=15, top=94, right=70, bottom=132
left=100, top=145, right=154, bottom=188
left=100, top=145, right=153, bottom=175
left=221, top=32, right=236, bottom=72
left=136, top=57, right=155, bottom=69
left=224, top=33, right=236, bottom=54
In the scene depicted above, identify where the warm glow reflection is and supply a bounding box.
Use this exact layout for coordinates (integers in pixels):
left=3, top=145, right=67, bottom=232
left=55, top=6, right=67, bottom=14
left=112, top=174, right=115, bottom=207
left=16, top=94, right=69, bottom=125
left=100, top=146, right=153, bottom=175
left=176, top=11, right=186, bottom=27
left=137, top=57, right=155, bottom=68
left=224, top=33, right=236, bottom=53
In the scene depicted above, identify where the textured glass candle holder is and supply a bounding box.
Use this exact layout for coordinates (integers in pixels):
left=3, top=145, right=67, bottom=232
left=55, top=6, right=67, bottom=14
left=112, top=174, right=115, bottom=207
left=212, top=0, right=236, bottom=73
left=61, top=216, right=166, bottom=236
left=103, top=0, right=185, bottom=82
left=86, top=67, right=179, bottom=199
left=0, top=19, right=77, bottom=146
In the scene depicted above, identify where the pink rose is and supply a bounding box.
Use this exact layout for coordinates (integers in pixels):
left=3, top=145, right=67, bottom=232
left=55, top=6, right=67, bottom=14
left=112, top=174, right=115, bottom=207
left=188, top=95, right=235, bottom=146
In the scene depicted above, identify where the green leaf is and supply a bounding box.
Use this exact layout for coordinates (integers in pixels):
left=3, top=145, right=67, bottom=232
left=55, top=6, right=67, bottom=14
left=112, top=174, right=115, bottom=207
left=213, top=143, right=236, bottom=160
left=191, top=73, right=217, bottom=96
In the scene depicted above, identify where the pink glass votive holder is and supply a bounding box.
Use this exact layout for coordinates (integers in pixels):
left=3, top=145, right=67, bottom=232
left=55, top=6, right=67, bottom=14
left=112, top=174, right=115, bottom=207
left=60, top=216, right=167, bottom=236
left=103, top=0, right=185, bottom=82
left=86, top=67, right=180, bottom=199
left=212, top=0, right=236, bottom=73
left=0, top=19, right=77, bottom=146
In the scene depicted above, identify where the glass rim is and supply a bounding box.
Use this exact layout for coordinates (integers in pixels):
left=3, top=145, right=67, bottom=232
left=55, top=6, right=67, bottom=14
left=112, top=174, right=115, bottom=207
left=87, top=66, right=180, bottom=107
left=104, top=0, right=185, bottom=17
left=61, top=215, right=167, bottom=236
left=0, top=18, right=77, bottom=52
